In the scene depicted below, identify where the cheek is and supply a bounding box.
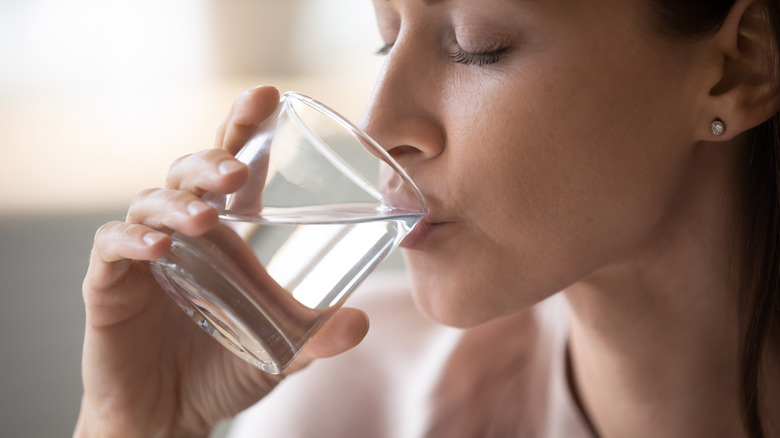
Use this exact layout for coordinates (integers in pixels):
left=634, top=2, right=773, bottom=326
left=412, top=61, right=692, bottom=325
left=406, top=19, right=698, bottom=326
left=474, top=41, right=691, bottom=240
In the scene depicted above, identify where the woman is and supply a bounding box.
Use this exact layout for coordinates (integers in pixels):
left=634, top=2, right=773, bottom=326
left=75, top=0, right=780, bottom=436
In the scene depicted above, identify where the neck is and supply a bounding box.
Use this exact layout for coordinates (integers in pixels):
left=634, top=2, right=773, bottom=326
left=564, top=141, right=778, bottom=438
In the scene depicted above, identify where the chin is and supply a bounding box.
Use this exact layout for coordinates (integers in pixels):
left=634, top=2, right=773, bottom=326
left=403, top=249, right=551, bottom=329
left=406, top=267, right=510, bottom=329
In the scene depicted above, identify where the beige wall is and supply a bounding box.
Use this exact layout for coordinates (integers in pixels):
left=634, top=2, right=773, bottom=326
left=0, top=0, right=383, bottom=214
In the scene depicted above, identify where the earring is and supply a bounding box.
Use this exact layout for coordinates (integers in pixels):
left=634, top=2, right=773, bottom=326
left=711, top=119, right=725, bottom=136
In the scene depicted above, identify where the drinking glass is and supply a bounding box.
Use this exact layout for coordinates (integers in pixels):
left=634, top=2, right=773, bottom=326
left=149, top=92, right=426, bottom=374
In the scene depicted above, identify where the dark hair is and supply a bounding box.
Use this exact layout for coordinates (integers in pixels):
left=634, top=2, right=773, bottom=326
left=649, top=1, right=780, bottom=437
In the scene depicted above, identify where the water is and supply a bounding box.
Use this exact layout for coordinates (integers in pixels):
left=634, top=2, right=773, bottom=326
left=150, top=205, right=421, bottom=374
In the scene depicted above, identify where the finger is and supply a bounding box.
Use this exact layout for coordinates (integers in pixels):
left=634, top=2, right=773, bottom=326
left=164, top=149, right=247, bottom=195
left=215, top=86, right=280, bottom=154
left=91, top=221, right=171, bottom=264
left=302, top=308, right=370, bottom=359
left=126, top=188, right=219, bottom=237
left=84, top=221, right=171, bottom=291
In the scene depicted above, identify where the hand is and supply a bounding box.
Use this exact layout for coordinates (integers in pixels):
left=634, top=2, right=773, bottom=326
left=75, top=86, right=370, bottom=438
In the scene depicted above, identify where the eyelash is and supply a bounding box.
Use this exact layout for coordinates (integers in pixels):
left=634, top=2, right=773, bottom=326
left=376, top=44, right=393, bottom=56
left=375, top=44, right=508, bottom=66
left=448, top=47, right=508, bottom=66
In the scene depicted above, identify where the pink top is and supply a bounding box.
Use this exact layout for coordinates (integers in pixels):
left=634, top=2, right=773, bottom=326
left=228, top=271, right=595, bottom=438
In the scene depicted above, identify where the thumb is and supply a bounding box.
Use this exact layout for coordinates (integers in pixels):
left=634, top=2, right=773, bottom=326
left=286, top=307, right=369, bottom=373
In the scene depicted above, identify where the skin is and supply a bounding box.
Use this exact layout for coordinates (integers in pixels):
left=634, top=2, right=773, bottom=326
left=365, top=0, right=780, bottom=436
left=76, top=0, right=780, bottom=436
left=365, top=0, right=703, bottom=327
left=75, top=87, right=370, bottom=438
left=363, top=0, right=779, bottom=436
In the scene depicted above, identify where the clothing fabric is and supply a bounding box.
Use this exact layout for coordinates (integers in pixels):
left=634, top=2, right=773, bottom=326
left=227, top=270, right=594, bottom=438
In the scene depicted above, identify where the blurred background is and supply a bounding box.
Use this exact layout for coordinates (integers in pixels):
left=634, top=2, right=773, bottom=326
left=0, top=0, right=384, bottom=435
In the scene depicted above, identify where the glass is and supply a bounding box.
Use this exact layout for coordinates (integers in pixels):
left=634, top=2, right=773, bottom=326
left=149, top=92, right=426, bottom=374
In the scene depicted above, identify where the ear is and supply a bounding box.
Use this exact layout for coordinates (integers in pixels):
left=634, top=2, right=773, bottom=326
left=693, top=0, right=780, bottom=141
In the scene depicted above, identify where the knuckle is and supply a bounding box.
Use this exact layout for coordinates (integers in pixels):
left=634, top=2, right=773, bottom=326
left=170, top=152, right=193, bottom=169
left=92, top=221, right=126, bottom=254
left=127, top=188, right=160, bottom=218
left=166, top=149, right=226, bottom=190
left=165, top=153, right=194, bottom=187
left=133, top=187, right=160, bottom=201
left=199, top=147, right=229, bottom=162
left=95, top=221, right=116, bottom=242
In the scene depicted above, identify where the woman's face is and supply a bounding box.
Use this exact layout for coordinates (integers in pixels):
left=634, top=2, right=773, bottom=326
left=362, top=0, right=706, bottom=327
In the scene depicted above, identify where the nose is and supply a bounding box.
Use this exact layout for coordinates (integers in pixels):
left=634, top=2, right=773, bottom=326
left=358, top=40, right=446, bottom=170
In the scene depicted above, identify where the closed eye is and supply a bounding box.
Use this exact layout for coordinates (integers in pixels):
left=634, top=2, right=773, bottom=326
left=448, top=47, right=509, bottom=66
left=376, top=43, right=509, bottom=67
left=376, top=43, right=393, bottom=56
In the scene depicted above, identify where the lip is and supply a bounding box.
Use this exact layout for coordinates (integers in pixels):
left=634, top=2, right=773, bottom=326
left=399, top=215, right=449, bottom=249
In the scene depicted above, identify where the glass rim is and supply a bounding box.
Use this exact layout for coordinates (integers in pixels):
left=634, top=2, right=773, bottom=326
left=281, top=91, right=427, bottom=213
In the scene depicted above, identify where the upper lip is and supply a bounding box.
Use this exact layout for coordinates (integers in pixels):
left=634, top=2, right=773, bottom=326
left=418, top=209, right=447, bottom=225
left=379, top=169, right=451, bottom=225
left=381, top=186, right=427, bottom=214
left=403, top=183, right=448, bottom=224
left=379, top=165, right=427, bottom=213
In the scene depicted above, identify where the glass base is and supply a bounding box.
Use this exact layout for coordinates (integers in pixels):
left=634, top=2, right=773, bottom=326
left=149, top=237, right=298, bottom=375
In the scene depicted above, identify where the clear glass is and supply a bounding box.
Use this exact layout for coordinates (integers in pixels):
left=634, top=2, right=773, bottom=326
left=149, top=92, right=426, bottom=374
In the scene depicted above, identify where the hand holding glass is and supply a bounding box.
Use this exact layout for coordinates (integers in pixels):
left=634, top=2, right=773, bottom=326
left=149, top=92, right=426, bottom=374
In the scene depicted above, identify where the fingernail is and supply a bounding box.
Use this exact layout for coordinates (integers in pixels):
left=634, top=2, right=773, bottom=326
left=218, top=159, right=244, bottom=175
left=143, top=232, right=165, bottom=246
left=187, top=201, right=211, bottom=216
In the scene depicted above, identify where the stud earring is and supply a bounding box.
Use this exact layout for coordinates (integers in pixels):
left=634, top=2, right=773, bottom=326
left=711, top=119, right=725, bottom=136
